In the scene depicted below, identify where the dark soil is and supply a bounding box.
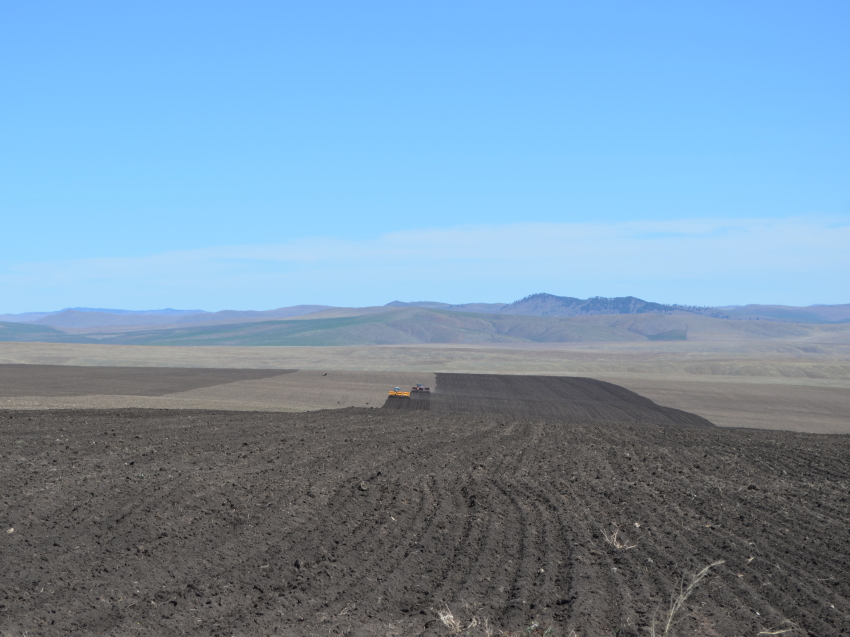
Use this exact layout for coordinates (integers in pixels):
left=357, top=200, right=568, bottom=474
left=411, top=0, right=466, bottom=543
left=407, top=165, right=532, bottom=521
left=384, top=392, right=432, bottom=411
left=385, top=374, right=714, bottom=427
left=2, top=378, right=848, bottom=636
left=0, top=365, right=294, bottom=397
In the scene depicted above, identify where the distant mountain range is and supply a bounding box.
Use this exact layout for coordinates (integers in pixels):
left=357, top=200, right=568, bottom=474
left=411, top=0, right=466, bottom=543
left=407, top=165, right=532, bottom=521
left=383, top=294, right=850, bottom=323
left=0, top=305, right=332, bottom=329
left=1, top=294, right=848, bottom=346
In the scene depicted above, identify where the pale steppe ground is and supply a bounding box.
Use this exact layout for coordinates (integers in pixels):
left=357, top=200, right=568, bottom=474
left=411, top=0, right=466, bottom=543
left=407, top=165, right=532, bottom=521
left=1, top=369, right=436, bottom=413
left=1, top=341, right=848, bottom=433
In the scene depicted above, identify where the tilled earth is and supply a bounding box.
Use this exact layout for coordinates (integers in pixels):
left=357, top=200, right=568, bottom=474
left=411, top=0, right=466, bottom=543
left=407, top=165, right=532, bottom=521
left=385, top=374, right=714, bottom=428
left=1, top=378, right=849, bottom=636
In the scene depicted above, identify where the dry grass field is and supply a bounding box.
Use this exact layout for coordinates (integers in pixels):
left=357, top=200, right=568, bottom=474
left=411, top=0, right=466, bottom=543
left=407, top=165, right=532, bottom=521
left=609, top=377, right=850, bottom=434
left=3, top=341, right=850, bottom=379
left=0, top=368, right=436, bottom=413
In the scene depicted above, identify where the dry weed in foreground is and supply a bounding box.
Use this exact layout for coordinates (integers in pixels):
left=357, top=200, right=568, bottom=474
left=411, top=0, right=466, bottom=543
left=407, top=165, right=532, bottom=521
left=436, top=559, right=729, bottom=636
left=437, top=606, right=488, bottom=635
left=651, top=560, right=725, bottom=637
left=436, top=605, right=554, bottom=636
left=601, top=526, right=636, bottom=550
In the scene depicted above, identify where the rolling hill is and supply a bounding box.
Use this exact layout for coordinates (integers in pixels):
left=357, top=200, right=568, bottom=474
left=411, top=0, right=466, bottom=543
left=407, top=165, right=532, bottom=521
left=4, top=307, right=847, bottom=347
left=384, top=295, right=850, bottom=323
left=0, top=322, right=90, bottom=343
left=67, top=309, right=644, bottom=346
left=27, top=305, right=332, bottom=329
left=2, top=294, right=849, bottom=346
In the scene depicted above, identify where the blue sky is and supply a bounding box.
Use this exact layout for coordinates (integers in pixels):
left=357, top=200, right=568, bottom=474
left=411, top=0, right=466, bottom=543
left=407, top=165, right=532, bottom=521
left=2, top=1, right=848, bottom=311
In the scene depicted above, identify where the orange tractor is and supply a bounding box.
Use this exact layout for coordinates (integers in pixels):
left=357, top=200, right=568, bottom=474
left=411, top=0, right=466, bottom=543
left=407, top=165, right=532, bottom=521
left=388, top=384, right=430, bottom=398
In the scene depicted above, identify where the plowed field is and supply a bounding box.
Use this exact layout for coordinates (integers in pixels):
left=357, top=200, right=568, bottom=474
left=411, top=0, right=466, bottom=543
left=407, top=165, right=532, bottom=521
left=1, top=376, right=848, bottom=636
left=385, top=374, right=714, bottom=428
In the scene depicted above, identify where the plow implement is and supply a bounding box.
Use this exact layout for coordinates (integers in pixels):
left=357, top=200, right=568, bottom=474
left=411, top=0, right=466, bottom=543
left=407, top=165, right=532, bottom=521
left=384, top=384, right=431, bottom=409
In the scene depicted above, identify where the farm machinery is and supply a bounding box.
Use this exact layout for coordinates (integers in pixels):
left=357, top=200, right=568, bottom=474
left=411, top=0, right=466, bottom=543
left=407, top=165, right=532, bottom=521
left=388, top=384, right=430, bottom=398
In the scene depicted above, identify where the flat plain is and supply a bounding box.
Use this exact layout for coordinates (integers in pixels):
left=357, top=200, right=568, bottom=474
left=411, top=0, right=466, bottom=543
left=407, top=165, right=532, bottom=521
left=1, top=341, right=848, bottom=636
left=1, top=341, right=848, bottom=433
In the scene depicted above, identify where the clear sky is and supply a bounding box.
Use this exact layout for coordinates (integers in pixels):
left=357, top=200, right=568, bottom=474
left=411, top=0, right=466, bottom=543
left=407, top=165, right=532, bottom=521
left=2, top=1, right=848, bottom=312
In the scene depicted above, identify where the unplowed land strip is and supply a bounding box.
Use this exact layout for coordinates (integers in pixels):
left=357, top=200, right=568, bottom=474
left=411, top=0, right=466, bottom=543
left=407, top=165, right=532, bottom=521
left=0, top=364, right=294, bottom=397
left=608, top=377, right=850, bottom=434
left=2, top=409, right=847, bottom=636
left=2, top=369, right=436, bottom=413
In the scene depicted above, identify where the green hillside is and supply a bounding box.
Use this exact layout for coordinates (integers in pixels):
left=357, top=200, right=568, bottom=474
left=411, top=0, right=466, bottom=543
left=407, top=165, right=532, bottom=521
left=88, top=309, right=643, bottom=346
left=0, top=321, right=91, bottom=343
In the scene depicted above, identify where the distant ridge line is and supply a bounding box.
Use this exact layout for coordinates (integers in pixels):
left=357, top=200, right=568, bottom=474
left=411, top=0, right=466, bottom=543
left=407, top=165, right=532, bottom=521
left=2, top=295, right=849, bottom=333
left=66, top=307, right=207, bottom=316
